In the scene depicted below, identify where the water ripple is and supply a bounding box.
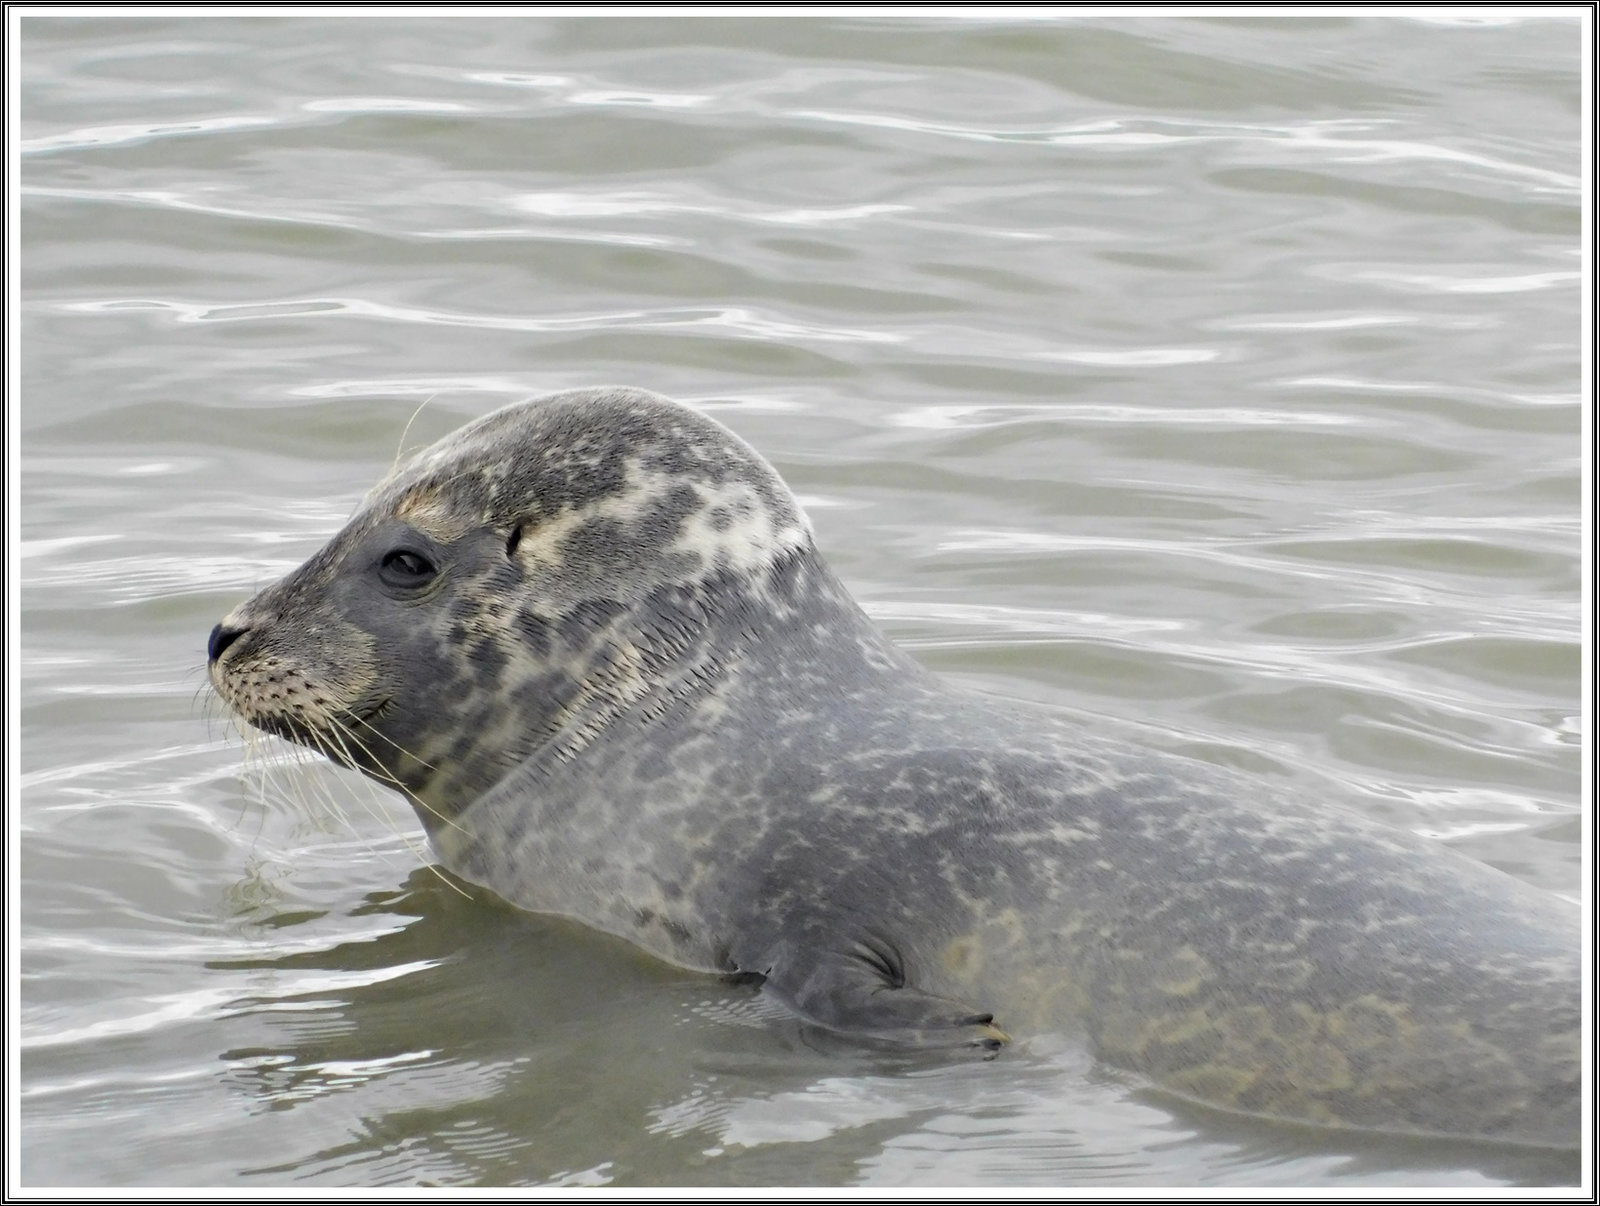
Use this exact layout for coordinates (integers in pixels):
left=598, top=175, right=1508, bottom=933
left=20, top=113, right=280, bottom=154
left=23, top=962, right=436, bottom=1052
left=1030, top=347, right=1221, bottom=367
left=58, top=295, right=902, bottom=344
left=1327, top=268, right=1581, bottom=294
left=887, top=403, right=1358, bottom=429
left=786, top=112, right=1575, bottom=193
left=300, top=96, right=475, bottom=114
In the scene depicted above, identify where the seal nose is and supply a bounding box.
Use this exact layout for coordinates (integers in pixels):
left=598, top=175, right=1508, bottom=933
left=208, top=622, right=246, bottom=664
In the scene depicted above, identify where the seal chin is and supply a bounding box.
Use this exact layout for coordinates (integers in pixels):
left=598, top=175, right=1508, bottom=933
left=249, top=711, right=324, bottom=748
left=252, top=698, right=388, bottom=764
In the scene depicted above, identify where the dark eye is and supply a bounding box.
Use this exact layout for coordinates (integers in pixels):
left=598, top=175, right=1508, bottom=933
left=379, top=548, right=438, bottom=589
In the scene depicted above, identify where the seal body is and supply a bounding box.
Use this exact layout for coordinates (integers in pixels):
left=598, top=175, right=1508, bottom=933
left=209, top=386, right=1579, bottom=1149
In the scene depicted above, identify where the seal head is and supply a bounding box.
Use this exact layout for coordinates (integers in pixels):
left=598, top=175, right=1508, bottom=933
left=211, top=388, right=813, bottom=823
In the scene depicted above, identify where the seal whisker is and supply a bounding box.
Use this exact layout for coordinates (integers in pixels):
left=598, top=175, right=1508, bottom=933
left=252, top=728, right=338, bottom=830
left=322, top=712, right=472, bottom=839
left=340, top=707, right=442, bottom=776
left=314, top=723, right=471, bottom=897
left=393, top=393, right=438, bottom=471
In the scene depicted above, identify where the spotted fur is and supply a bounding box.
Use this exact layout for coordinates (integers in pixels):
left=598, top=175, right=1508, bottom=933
left=210, top=386, right=1579, bottom=1149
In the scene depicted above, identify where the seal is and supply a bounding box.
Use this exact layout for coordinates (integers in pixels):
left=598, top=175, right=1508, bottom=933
left=208, top=386, right=1578, bottom=1149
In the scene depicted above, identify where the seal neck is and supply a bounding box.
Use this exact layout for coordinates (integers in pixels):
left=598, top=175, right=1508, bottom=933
left=411, top=544, right=929, bottom=827
left=538, top=545, right=923, bottom=761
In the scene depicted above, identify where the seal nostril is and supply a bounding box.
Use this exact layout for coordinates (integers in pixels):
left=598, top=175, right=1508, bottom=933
left=208, top=623, right=246, bottom=663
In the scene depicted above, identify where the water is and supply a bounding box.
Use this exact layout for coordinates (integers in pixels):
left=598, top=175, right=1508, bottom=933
left=16, top=11, right=1585, bottom=1189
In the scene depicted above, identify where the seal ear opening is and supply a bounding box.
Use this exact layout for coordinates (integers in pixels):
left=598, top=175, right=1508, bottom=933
left=506, top=524, right=523, bottom=558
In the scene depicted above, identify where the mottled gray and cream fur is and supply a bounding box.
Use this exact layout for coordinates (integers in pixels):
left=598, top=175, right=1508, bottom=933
left=209, top=386, right=1579, bottom=1149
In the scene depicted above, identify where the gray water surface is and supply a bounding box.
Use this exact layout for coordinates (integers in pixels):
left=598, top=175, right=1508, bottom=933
left=17, top=12, right=1585, bottom=1189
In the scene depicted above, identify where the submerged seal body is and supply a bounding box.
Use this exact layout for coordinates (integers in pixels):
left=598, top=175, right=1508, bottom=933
left=208, top=386, right=1579, bottom=1148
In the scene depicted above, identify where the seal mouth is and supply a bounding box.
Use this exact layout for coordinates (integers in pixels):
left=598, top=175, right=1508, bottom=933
left=245, top=695, right=392, bottom=766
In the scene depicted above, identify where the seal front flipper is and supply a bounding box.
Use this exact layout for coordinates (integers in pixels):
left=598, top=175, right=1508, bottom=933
left=748, top=934, right=1010, bottom=1057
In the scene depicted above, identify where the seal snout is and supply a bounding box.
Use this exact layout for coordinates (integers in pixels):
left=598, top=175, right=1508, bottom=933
left=207, top=622, right=247, bottom=664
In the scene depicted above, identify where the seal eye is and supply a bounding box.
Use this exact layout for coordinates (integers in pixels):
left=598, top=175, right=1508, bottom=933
left=379, top=548, right=438, bottom=590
